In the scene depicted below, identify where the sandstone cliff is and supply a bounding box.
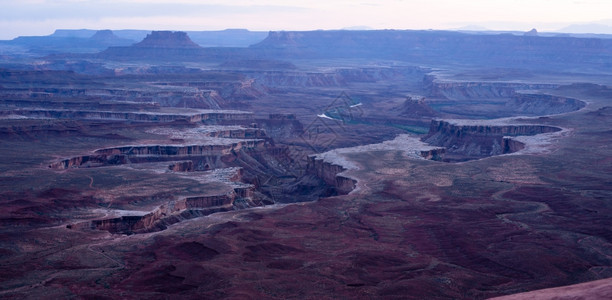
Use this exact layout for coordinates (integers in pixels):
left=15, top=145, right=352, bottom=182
left=49, top=139, right=266, bottom=169
left=307, top=135, right=445, bottom=194
left=422, top=119, right=562, bottom=161
left=250, top=30, right=612, bottom=69
left=2, top=109, right=254, bottom=123
left=68, top=167, right=261, bottom=234
left=99, top=31, right=208, bottom=61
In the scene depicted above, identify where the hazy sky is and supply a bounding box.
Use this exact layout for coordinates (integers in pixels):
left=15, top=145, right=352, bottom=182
left=1, top=0, right=612, bottom=39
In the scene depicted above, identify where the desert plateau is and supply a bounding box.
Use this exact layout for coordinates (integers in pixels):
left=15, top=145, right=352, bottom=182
left=0, top=26, right=611, bottom=299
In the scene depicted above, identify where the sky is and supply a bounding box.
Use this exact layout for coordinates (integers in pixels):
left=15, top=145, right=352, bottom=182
left=1, top=0, right=612, bottom=39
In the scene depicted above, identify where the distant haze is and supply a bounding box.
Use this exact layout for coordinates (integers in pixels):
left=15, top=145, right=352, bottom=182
left=1, top=0, right=612, bottom=39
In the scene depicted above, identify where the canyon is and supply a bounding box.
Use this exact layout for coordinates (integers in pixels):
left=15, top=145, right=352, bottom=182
left=0, top=29, right=611, bottom=299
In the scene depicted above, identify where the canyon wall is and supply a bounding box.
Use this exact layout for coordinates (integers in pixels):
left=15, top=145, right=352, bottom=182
left=70, top=182, right=258, bottom=234
left=507, top=93, right=586, bottom=115
left=168, top=160, right=194, bottom=172
left=49, top=140, right=266, bottom=169
left=251, top=30, right=612, bottom=69
left=1, top=109, right=254, bottom=123
left=306, top=156, right=356, bottom=195
left=425, top=79, right=522, bottom=99
left=422, top=120, right=561, bottom=160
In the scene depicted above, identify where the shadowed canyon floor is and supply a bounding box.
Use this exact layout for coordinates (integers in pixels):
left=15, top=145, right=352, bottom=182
left=0, top=30, right=611, bottom=299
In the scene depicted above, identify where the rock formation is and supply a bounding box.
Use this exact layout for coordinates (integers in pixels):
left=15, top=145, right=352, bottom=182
left=2, top=109, right=254, bottom=123
left=491, top=278, right=612, bottom=300
left=1, top=28, right=611, bottom=300
left=100, top=31, right=208, bottom=61
left=524, top=28, right=538, bottom=37
left=398, top=96, right=437, bottom=118
left=307, top=135, right=445, bottom=194
left=168, top=161, right=194, bottom=172
left=422, top=119, right=562, bottom=161
left=250, top=30, right=612, bottom=69
left=133, top=31, right=202, bottom=49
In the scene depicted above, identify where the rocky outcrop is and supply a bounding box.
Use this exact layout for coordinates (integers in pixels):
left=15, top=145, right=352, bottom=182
left=49, top=155, right=118, bottom=169
left=424, top=77, right=558, bottom=99
left=168, top=160, right=194, bottom=172
left=524, top=28, right=538, bottom=37
left=67, top=166, right=262, bottom=234
left=502, top=137, right=526, bottom=153
left=89, top=30, right=132, bottom=45
left=422, top=119, right=561, bottom=160
left=506, top=93, right=585, bottom=115
left=306, top=157, right=356, bottom=195
left=49, top=140, right=266, bottom=169
left=99, top=31, right=210, bottom=61
left=133, top=31, right=202, bottom=49
left=87, top=216, right=143, bottom=234
left=398, top=96, right=437, bottom=118
left=256, top=114, right=304, bottom=139
left=419, top=148, right=447, bottom=160
left=246, top=66, right=414, bottom=88
left=422, top=77, right=586, bottom=118
left=5, top=29, right=135, bottom=55
left=0, top=86, right=220, bottom=109
left=2, top=109, right=254, bottom=123
left=250, top=30, right=612, bottom=69
left=426, top=119, right=562, bottom=137
left=491, top=278, right=612, bottom=300
left=95, top=140, right=265, bottom=156
left=132, top=191, right=237, bottom=233
left=307, top=135, right=445, bottom=194
left=83, top=183, right=261, bottom=234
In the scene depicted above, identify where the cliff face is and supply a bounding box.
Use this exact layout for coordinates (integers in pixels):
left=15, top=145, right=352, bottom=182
left=305, top=135, right=445, bottom=194
left=133, top=31, right=202, bottom=49
left=250, top=30, right=612, bottom=69
left=423, top=77, right=585, bottom=118
left=49, top=140, right=267, bottom=169
left=6, top=29, right=135, bottom=55
left=99, top=31, right=209, bottom=61
left=0, top=68, right=270, bottom=109
left=247, top=67, right=412, bottom=88
left=398, top=96, right=437, bottom=118
left=131, top=191, right=237, bottom=233
left=168, top=160, right=194, bottom=172
left=66, top=165, right=262, bottom=235
left=506, top=93, right=585, bottom=115
left=2, top=109, right=254, bottom=123
left=83, top=188, right=248, bottom=234
left=426, top=120, right=562, bottom=137
left=422, top=120, right=561, bottom=161
left=306, top=156, right=356, bottom=195
left=94, top=140, right=266, bottom=156
left=256, top=114, right=304, bottom=139
left=424, top=78, right=559, bottom=100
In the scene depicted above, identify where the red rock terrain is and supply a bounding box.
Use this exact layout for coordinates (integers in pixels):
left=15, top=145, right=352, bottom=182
left=0, top=30, right=611, bottom=299
left=490, top=278, right=612, bottom=299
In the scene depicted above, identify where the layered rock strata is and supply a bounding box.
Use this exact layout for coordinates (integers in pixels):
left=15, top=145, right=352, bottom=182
left=1, top=109, right=253, bottom=123
left=69, top=168, right=257, bottom=234
left=49, top=139, right=266, bottom=169
left=307, top=134, right=445, bottom=194
left=422, top=119, right=563, bottom=161
left=424, top=77, right=558, bottom=99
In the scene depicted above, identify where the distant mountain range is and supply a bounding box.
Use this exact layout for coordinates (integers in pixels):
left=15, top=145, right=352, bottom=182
left=558, top=23, right=612, bottom=35
left=0, top=29, right=268, bottom=55
left=48, top=28, right=269, bottom=46
left=2, top=28, right=611, bottom=73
